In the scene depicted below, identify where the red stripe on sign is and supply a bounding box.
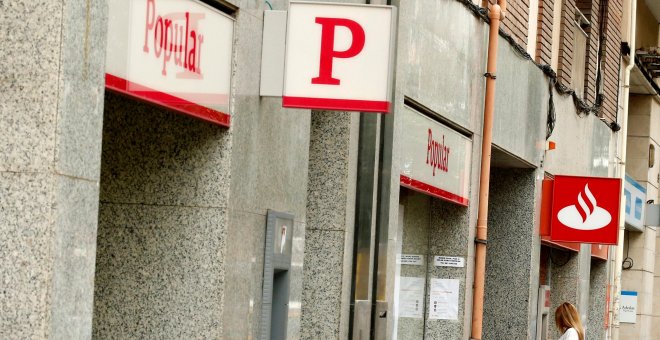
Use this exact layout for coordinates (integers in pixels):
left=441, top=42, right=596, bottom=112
left=105, top=73, right=231, bottom=127
left=400, top=175, right=469, bottom=206
left=282, top=96, right=390, bottom=113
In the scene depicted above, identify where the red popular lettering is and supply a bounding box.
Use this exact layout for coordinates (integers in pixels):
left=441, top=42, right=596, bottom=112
left=142, top=0, right=205, bottom=78
left=426, top=129, right=450, bottom=176
left=143, top=0, right=155, bottom=52
left=311, top=17, right=365, bottom=85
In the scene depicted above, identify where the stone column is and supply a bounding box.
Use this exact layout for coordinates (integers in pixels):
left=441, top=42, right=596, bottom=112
left=620, top=227, right=657, bottom=338
left=0, top=0, right=107, bottom=338
left=548, top=247, right=591, bottom=340
left=587, top=258, right=608, bottom=340
left=483, top=169, right=542, bottom=339
left=653, top=234, right=660, bottom=337
left=300, top=111, right=359, bottom=339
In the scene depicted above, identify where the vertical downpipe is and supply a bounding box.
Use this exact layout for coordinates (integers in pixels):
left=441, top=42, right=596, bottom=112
left=471, top=1, right=506, bottom=339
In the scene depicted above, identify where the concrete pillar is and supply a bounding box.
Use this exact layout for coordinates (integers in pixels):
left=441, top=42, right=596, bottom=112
left=621, top=94, right=659, bottom=339
left=548, top=251, right=579, bottom=340
left=300, top=111, right=359, bottom=339
left=222, top=6, right=312, bottom=339
left=620, top=228, right=657, bottom=339
left=483, top=169, right=542, bottom=339
left=546, top=245, right=592, bottom=340
left=0, top=0, right=107, bottom=338
left=652, top=233, right=660, bottom=337
left=587, top=258, right=608, bottom=340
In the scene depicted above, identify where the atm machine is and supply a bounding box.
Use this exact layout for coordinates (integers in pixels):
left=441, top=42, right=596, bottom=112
left=260, top=210, right=295, bottom=340
left=536, top=285, right=551, bottom=340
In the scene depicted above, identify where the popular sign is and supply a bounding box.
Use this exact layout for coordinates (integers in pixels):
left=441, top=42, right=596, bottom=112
left=400, top=107, right=472, bottom=206
left=550, top=175, right=621, bottom=244
left=105, top=0, right=234, bottom=126
left=283, top=2, right=395, bottom=113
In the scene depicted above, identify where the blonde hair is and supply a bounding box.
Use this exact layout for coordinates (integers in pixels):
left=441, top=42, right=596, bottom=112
left=555, top=302, right=585, bottom=340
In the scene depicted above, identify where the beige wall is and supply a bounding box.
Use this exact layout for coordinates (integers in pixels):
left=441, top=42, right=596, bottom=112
left=636, top=1, right=659, bottom=50
left=624, top=94, right=660, bottom=339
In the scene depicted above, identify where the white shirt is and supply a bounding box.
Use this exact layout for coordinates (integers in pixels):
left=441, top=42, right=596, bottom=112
left=559, top=327, right=579, bottom=340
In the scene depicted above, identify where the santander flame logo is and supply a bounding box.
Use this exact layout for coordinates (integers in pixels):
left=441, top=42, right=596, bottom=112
left=557, top=184, right=612, bottom=230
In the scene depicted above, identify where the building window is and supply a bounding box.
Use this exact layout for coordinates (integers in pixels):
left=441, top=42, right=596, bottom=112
left=571, top=4, right=590, bottom=97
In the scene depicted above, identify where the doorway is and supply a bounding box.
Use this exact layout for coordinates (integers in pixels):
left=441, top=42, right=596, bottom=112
left=391, top=188, right=469, bottom=340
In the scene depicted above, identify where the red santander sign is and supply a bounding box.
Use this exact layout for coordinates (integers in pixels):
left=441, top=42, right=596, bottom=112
left=283, top=2, right=396, bottom=113
left=106, top=0, right=234, bottom=126
left=550, top=175, right=621, bottom=244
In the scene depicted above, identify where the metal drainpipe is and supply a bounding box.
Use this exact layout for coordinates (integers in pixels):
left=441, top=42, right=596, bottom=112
left=611, top=0, right=636, bottom=338
left=470, top=1, right=506, bottom=339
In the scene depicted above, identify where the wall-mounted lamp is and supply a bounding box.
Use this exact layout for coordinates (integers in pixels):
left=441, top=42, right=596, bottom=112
left=649, top=144, right=656, bottom=168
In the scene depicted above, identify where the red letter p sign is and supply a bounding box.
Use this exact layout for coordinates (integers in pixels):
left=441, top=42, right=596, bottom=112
left=312, top=18, right=365, bottom=85
left=283, top=2, right=395, bottom=113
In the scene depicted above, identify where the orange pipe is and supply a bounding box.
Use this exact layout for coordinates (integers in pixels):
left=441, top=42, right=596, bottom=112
left=471, top=1, right=504, bottom=340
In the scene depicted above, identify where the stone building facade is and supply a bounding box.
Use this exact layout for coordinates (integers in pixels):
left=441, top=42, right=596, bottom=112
left=0, top=0, right=630, bottom=339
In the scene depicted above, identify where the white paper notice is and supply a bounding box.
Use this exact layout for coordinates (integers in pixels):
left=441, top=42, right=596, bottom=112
left=428, top=278, right=460, bottom=320
left=398, top=277, right=425, bottom=318
left=434, top=256, right=465, bottom=268
left=397, top=254, right=424, bottom=265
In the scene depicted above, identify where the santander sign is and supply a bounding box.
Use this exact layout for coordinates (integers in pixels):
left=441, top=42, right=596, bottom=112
left=550, top=175, right=621, bottom=244
left=105, top=0, right=234, bottom=126
left=557, top=184, right=612, bottom=230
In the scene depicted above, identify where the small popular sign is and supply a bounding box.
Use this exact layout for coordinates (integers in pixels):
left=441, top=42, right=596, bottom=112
left=550, top=175, right=621, bottom=244
left=283, top=2, right=395, bottom=113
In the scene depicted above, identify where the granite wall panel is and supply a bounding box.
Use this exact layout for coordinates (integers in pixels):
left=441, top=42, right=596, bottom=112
left=301, top=110, right=359, bottom=340
left=424, top=196, right=471, bottom=340
left=223, top=210, right=267, bottom=339
left=99, top=93, right=232, bottom=207
left=395, top=190, right=430, bottom=339
left=94, top=93, right=231, bottom=338
left=587, top=259, right=608, bottom=340
left=300, top=229, right=346, bottom=339
left=393, top=188, right=471, bottom=339
left=0, top=0, right=62, bottom=173
left=548, top=251, right=580, bottom=340
left=1, top=0, right=106, bottom=338
left=223, top=4, right=311, bottom=339
left=93, top=203, right=226, bottom=339
left=49, top=176, right=101, bottom=339
left=54, top=0, right=107, bottom=180
left=483, top=169, right=540, bottom=340
left=0, top=172, right=54, bottom=339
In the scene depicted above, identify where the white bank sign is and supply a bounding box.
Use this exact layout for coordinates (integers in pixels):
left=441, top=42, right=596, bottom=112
left=400, top=108, right=472, bottom=206
left=283, top=2, right=395, bottom=113
left=106, top=0, right=234, bottom=126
